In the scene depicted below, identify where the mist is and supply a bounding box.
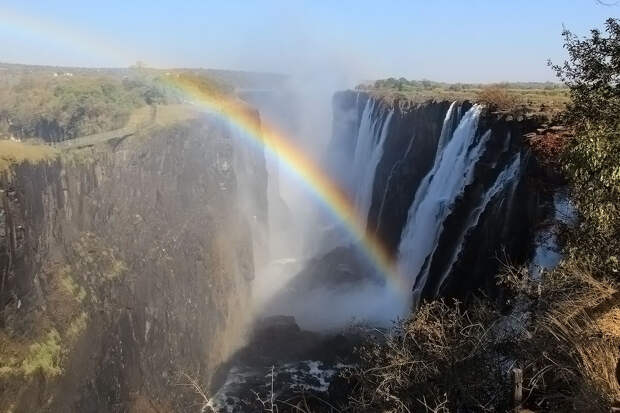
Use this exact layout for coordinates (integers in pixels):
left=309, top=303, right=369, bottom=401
left=233, top=45, right=414, bottom=331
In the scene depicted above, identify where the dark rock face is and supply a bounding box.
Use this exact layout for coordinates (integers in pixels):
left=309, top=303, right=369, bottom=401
left=419, top=115, right=547, bottom=301
left=328, top=91, right=465, bottom=254
left=369, top=99, right=463, bottom=254
left=328, top=91, right=549, bottom=301
left=0, top=116, right=266, bottom=412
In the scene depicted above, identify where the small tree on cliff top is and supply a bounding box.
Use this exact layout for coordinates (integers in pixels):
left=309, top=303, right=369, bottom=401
left=550, top=18, right=620, bottom=245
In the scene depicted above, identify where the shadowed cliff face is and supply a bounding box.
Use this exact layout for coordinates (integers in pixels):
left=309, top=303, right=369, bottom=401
left=328, top=91, right=461, bottom=253
left=419, top=114, right=546, bottom=300
left=0, top=115, right=266, bottom=412
left=325, top=91, right=548, bottom=303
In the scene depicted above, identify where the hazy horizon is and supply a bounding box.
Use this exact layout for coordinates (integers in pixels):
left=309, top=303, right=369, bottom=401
left=1, top=1, right=618, bottom=85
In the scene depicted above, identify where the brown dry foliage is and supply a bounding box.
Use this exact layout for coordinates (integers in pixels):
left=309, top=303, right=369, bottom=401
left=526, top=130, right=571, bottom=169
left=346, top=258, right=618, bottom=413
left=347, top=299, right=510, bottom=412
left=476, top=86, right=525, bottom=112
left=498, top=258, right=619, bottom=412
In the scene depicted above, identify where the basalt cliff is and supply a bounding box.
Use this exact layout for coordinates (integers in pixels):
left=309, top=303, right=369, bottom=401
left=0, top=91, right=557, bottom=412
left=0, top=110, right=267, bottom=412
left=324, top=91, right=551, bottom=302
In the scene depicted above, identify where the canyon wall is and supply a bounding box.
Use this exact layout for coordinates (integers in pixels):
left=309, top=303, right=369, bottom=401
left=328, top=91, right=548, bottom=302
left=0, top=112, right=267, bottom=412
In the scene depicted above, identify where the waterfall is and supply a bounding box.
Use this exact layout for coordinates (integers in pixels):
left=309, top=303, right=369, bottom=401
left=350, top=99, right=376, bottom=186
left=432, top=152, right=522, bottom=295
left=435, top=101, right=458, bottom=154
left=347, top=98, right=395, bottom=224
left=397, top=104, right=489, bottom=290
left=352, top=107, right=394, bottom=224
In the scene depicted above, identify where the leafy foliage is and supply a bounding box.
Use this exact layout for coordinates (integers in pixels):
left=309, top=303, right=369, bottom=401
left=364, top=78, right=569, bottom=116
left=0, top=70, right=231, bottom=142
left=550, top=18, right=620, bottom=240
left=0, top=75, right=150, bottom=141
left=21, top=330, right=63, bottom=378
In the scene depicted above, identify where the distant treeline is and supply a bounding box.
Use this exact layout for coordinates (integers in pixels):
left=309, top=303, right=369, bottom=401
left=365, top=77, right=566, bottom=91
left=357, top=77, right=569, bottom=115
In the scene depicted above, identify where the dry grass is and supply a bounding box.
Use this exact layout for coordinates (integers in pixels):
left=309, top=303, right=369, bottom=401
left=0, top=140, right=57, bottom=174
left=348, top=299, right=508, bottom=412
left=596, top=307, right=620, bottom=338
left=347, top=256, right=619, bottom=412
left=364, top=83, right=570, bottom=117
left=498, top=258, right=620, bottom=411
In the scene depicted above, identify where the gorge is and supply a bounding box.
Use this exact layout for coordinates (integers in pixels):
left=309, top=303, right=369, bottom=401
left=1, top=85, right=558, bottom=412
left=1, top=6, right=617, bottom=411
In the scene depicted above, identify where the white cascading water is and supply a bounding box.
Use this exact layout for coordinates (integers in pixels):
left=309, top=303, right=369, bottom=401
left=314, top=98, right=391, bottom=251
left=432, top=152, right=522, bottom=295
left=350, top=99, right=377, bottom=187
left=397, top=104, right=490, bottom=291
left=435, top=101, right=458, bottom=154
left=352, top=106, right=394, bottom=223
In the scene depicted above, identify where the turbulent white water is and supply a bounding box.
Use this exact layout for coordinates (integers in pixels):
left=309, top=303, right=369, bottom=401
left=433, top=152, right=522, bottom=295
left=351, top=99, right=394, bottom=224
left=397, top=104, right=489, bottom=291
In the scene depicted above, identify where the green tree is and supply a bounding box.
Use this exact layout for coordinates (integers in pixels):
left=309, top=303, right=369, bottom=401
left=550, top=18, right=620, bottom=245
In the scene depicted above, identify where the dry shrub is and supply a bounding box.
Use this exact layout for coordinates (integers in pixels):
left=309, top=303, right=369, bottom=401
left=498, top=258, right=620, bottom=412
left=347, top=257, right=618, bottom=413
left=526, top=129, right=571, bottom=169
left=499, top=258, right=616, bottom=317
left=347, top=299, right=509, bottom=412
left=476, top=86, right=524, bottom=112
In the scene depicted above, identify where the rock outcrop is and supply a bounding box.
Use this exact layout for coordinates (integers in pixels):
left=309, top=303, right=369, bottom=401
left=0, top=113, right=266, bottom=412
left=327, top=91, right=550, bottom=302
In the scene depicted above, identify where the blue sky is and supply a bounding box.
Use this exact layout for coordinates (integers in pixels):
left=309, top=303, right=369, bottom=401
left=0, top=1, right=618, bottom=83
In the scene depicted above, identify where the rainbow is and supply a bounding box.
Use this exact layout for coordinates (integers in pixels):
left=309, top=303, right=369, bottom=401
left=163, top=75, right=406, bottom=290
left=0, top=7, right=406, bottom=289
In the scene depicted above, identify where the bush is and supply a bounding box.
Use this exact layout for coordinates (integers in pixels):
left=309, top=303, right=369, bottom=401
left=550, top=18, right=620, bottom=242
left=20, top=330, right=63, bottom=378
left=347, top=298, right=510, bottom=412
left=475, top=86, right=524, bottom=112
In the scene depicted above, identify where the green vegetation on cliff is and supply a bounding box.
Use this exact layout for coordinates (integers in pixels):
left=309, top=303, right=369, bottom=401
left=0, top=232, right=128, bottom=410
left=0, top=140, right=57, bottom=174
left=551, top=18, right=620, bottom=241
left=0, top=67, right=231, bottom=142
